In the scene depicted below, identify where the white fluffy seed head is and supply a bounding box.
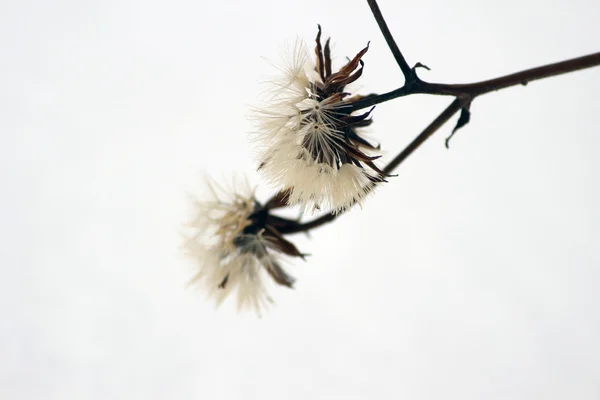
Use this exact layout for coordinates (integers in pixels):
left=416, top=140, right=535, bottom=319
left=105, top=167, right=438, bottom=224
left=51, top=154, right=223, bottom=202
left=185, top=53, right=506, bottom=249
left=183, top=178, right=278, bottom=315
left=252, top=38, right=382, bottom=213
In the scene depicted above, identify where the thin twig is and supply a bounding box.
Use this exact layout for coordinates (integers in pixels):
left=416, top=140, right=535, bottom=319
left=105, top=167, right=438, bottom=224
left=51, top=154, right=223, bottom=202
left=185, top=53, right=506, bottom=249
left=366, top=0, right=414, bottom=82
left=382, top=99, right=463, bottom=175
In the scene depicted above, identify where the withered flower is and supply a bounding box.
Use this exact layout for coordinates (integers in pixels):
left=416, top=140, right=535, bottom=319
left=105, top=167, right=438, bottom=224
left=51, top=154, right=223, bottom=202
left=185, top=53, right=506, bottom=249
left=183, top=179, right=307, bottom=314
left=253, top=26, right=387, bottom=213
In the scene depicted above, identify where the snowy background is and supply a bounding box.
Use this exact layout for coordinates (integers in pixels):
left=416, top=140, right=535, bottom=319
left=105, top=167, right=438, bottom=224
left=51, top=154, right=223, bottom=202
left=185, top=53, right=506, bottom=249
left=1, top=0, right=600, bottom=398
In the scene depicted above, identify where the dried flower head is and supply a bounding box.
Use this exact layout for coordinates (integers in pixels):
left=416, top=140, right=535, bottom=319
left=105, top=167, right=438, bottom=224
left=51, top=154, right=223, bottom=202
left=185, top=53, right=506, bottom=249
left=183, top=179, right=307, bottom=314
left=253, top=26, right=388, bottom=213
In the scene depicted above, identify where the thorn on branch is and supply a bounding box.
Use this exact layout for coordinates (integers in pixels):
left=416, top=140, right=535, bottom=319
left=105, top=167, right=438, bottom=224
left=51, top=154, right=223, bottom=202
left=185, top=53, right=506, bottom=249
left=445, top=104, right=472, bottom=148
left=412, top=62, right=431, bottom=72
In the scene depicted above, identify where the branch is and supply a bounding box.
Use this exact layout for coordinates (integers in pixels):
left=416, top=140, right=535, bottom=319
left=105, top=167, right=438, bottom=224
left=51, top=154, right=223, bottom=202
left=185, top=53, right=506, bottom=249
left=366, top=0, right=414, bottom=82
left=351, top=52, right=600, bottom=111
left=361, top=0, right=600, bottom=111
left=382, top=99, right=463, bottom=175
left=283, top=1, right=600, bottom=234
left=424, top=52, right=600, bottom=96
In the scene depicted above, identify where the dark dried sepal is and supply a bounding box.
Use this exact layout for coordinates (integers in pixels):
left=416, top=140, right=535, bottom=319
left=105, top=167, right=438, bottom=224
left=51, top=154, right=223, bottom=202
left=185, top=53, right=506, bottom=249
left=342, top=142, right=382, bottom=162
left=263, top=225, right=307, bottom=259
left=218, top=273, right=229, bottom=289
left=264, top=260, right=295, bottom=288
left=327, top=44, right=369, bottom=90
left=313, top=27, right=370, bottom=96
left=339, top=107, right=375, bottom=126
left=315, top=24, right=326, bottom=82
left=324, top=37, right=332, bottom=77
left=348, top=129, right=379, bottom=150
left=364, top=160, right=391, bottom=179
left=264, top=190, right=290, bottom=210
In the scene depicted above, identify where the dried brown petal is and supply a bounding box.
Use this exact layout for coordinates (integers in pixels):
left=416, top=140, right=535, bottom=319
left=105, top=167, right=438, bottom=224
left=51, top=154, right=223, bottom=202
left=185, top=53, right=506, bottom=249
left=264, top=260, right=295, bottom=288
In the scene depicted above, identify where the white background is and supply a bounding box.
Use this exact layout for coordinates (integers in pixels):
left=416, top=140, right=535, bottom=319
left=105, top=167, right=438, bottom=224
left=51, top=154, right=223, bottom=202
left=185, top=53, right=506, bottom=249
left=1, top=0, right=600, bottom=398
